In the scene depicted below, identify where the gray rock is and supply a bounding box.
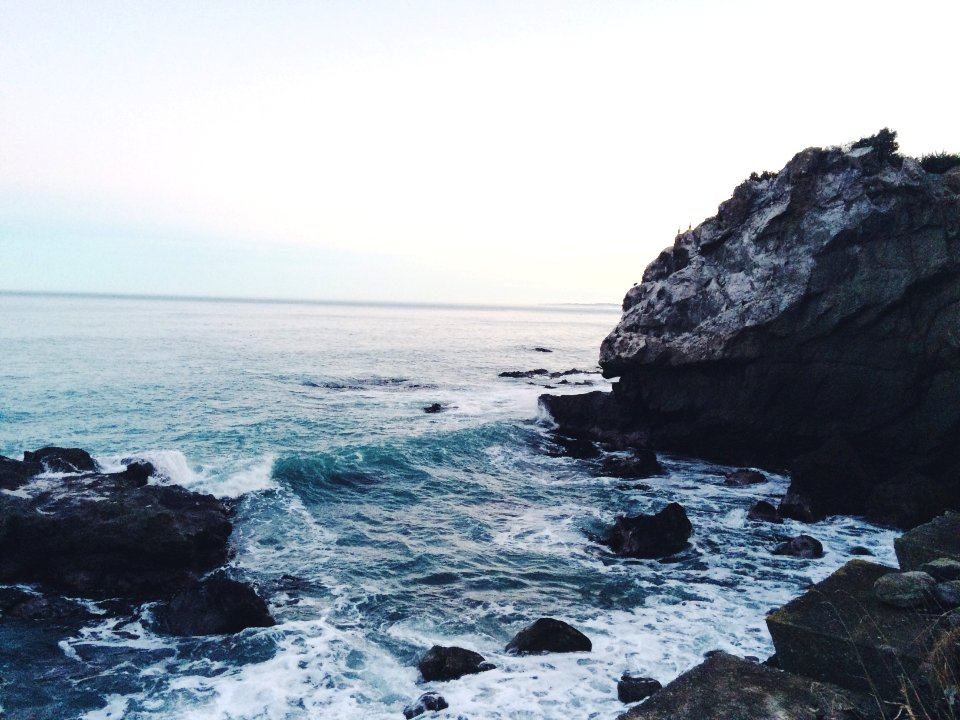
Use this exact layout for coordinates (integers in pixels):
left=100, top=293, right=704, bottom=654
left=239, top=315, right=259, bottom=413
left=874, top=571, right=936, bottom=608
left=920, top=557, right=960, bottom=582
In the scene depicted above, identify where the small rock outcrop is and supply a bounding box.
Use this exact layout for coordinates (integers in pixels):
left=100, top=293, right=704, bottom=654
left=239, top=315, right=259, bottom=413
left=618, top=673, right=662, bottom=703
left=606, top=503, right=692, bottom=558
left=418, top=645, right=493, bottom=682
left=541, top=130, right=960, bottom=527
left=600, top=449, right=663, bottom=479
left=152, top=571, right=275, bottom=636
left=403, top=692, right=448, bottom=719
left=505, top=617, right=592, bottom=655
left=772, top=535, right=824, bottom=559
left=746, top=501, right=782, bottom=524
left=723, top=469, right=766, bottom=486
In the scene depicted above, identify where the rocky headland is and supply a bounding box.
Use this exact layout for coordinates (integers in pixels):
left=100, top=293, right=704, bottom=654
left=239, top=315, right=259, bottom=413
left=542, top=130, right=960, bottom=529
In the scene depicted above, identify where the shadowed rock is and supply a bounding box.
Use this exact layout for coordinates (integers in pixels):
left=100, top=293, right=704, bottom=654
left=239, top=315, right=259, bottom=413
left=23, top=447, right=96, bottom=473
left=505, top=617, right=591, bottom=655
left=152, top=571, right=275, bottom=636
left=607, top=503, right=692, bottom=558
left=746, top=500, right=782, bottom=524
left=723, top=468, right=766, bottom=486
left=403, top=692, right=448, bottom=719
left=618, top=674, right=662, bottom=703
left=600, top=449, right=663, bottom=479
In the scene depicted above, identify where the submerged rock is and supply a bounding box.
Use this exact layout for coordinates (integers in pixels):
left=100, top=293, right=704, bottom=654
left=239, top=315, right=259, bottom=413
left=746, top=500, right=782, bottom=524
left=607, top=503, right=692, bottom=558
left=723, top=469, right=766, bottom=486
left=541, top=131, right=960, bottom=527
left=152, top=571, right=275, bottom=636
left=403, top=692, right=448, bottom=719
left=772, top=535, right=824, bottom=559
left=505, top=617, right=592, bottom=655
left=418, top=645, right=493, bottom=682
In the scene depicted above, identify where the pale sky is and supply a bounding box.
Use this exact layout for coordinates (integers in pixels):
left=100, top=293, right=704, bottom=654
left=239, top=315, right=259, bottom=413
left=1, top=0, right=957, bottom=305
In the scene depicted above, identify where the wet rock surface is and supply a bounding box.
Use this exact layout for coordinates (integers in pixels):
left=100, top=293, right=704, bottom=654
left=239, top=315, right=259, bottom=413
left=618, top=674, right=662, bottom=703
left=505, top=617, right=592, bottom=655
left=772, top=535, right=824, bottom=559
left=607, top=503, right=692, bottom=559
left=746, top=500, right=782, bottom=524
left=418, top=645, right=493, bottom=682
left=541, top=132, right=960, bottom=527
left=151, top=571, right=275, bottom=636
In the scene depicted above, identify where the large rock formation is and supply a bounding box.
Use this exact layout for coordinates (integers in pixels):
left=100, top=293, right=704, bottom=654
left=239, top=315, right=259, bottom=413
left=542, top=131, right=960, bottom=527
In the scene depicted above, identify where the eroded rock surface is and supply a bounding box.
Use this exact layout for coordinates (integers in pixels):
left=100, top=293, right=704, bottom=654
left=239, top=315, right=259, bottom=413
left=542, top=131, right=960, bottom=527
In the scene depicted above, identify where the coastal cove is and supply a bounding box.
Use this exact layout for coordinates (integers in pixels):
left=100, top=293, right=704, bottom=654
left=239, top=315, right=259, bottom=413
left=0, top=294, right=900, bottom=719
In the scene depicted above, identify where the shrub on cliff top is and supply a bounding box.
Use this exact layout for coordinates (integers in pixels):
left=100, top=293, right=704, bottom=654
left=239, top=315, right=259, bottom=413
left=920, top=151, right=960, bottom=174
left=853, top=127, right=899, bottom=160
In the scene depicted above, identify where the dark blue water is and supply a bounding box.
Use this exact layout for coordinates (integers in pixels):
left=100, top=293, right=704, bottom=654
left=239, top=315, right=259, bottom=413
left=0, top=293, right=897, bottom=719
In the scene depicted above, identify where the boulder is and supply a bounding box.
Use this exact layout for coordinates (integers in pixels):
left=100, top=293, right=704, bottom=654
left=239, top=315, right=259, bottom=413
left=418, top=645, right=493, bottom=682
left=600, top=449, right=663, bottom=479
left=550, top=434, right=600, bottom=459
left=403, top=692, right=448, bottom=719
left=152, top=572, right=275, bottom=636
left=0, top=455, right=42, bottom=490
left=607, top=503, right=692, bottom=558
left=723, top=469, right=766, bottom=486
left=541, top=131, right=960, bottom=525
left=505, top=617, right=591, bottom=655
left=874, top=571, right=936, bottom=608
left=920, top=557, right=960, bottom=582
left=895, top=511, right=960, bottom=571
left=935, top=580, right=960, bottom=609
left=618, top=674, right=662, bottom=703
left=746, top=500, right=782, bottom=524
left=772, top=535, right=824, bottom=559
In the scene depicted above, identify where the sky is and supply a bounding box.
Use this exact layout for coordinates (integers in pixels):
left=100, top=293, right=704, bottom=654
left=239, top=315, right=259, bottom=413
left=1, top=0, right=958, bottom=305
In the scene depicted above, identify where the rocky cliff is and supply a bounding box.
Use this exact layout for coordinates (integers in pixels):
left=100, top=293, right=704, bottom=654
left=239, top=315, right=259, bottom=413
left=542, top=131, right=960, bottom=528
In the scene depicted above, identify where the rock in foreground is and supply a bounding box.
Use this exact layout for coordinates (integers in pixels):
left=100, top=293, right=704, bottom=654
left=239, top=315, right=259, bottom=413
left=607, top=503, right=692, bottom=558
left=542, top=131, right=960, bottom=527
left=0, top=448, right=231, bottom=599
left=619, top=652, right=880, bottom=719
left=505, top=617, right=591, bottom=655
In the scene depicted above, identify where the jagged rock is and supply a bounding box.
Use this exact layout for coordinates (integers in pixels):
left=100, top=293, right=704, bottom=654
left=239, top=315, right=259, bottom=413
left=499, top=369, right=549, bottom=378
left=935, top=581, right=960, bottom=609
left=540, top=132, right=960, bottom=526
left=0, top=587, right=94, bottom=622
left=607, top=503, right=692, bottom=558
left=418, top=645, right=493, bottom=682
left=618, top=674, right=662, bottom=703
left=0, top=449, right=232, bottom=599
left=505, top=617, right=591, bottom=655
left=152, top=571, right=275, bottom=636
left=874, top=571, right=936, bottom=608
left=772, top=535, right=824, bottom=559
left=549, top=434, right=601, bottom=459
left=0, top=455, right=42, bottom=490
left=921, top=557, right=960, bottom=582
left=23, top=447, right=96, bottom=473
left=600, top=449, right=663, bottom=479
left=723, top=469, right=766, bottom=486
left=746, top=500, right=782, bottom=524
left=118, top=460, right=155, bottom=486
left=403, top=692, right=448, bottom=719
left=777, top=491, right=818, bottom=524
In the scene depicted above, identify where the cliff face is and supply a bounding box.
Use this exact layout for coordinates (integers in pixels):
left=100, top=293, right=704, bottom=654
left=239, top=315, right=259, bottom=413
left=542, top=133, right=960, bottom=527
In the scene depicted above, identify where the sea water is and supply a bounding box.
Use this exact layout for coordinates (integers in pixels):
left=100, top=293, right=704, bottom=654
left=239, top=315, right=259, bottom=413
left=0, top=293, right=898, bottom=720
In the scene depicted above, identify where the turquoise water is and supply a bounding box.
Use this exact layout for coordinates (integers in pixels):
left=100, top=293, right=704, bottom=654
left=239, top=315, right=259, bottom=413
left=0, top=293, right=898, bottom=720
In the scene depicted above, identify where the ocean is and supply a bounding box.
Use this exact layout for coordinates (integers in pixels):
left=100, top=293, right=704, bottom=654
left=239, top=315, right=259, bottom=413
left=0, top=293, right=898, bottom=720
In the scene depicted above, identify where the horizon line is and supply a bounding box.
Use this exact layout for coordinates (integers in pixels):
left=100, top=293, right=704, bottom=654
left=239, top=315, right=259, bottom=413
left=0, top=288, right=622, bottom=313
